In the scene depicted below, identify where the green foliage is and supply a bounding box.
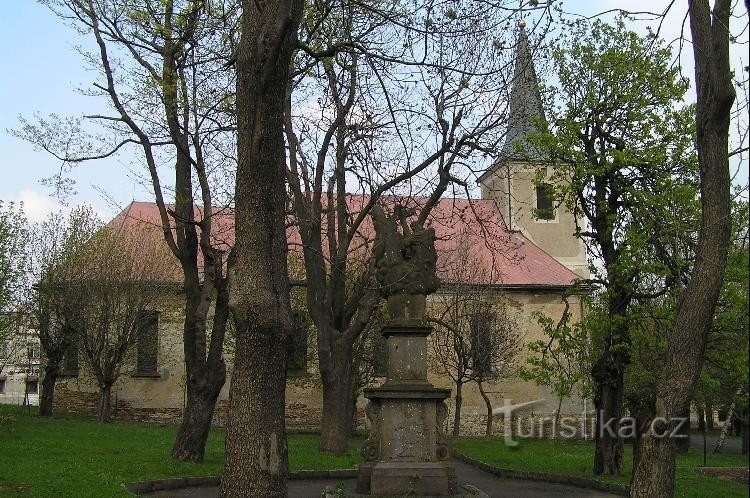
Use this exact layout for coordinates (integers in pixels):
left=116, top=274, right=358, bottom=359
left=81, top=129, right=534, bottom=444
left=519, top=296, right=594, bottom=402
left=694, top=198, right=749, bottom=411
left=625, top=198, right=749, bottom=417
left=624, top=297, right=673, bottom=415
left=0, top=201, right=28, bottom=314
left=528, top=19, right=702, bottom=430
left=532, top=17, right=699, bottom=289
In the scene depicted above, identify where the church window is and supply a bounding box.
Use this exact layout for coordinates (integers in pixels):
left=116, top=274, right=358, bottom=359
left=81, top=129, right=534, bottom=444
left=535, top=183, right=555, bottom=220
left=470, top=310, right=496, bottom=376
left=62, top=341, right=79, bottom=376
left=135, top=311, right=159, bottom=375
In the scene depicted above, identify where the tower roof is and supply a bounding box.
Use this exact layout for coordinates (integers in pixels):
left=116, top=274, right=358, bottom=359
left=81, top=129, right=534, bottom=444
left=500, top=26, right=547, bottom=162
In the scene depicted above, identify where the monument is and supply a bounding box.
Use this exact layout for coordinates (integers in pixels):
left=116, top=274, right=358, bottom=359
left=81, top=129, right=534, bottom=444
left=357, top=205, right=456, bottom=496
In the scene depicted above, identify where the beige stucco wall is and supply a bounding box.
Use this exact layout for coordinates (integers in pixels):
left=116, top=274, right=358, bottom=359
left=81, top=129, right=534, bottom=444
left=54, top=290, right=187, bottom=418
left=54, top=285, right=588, bottom=435
left=480, top=161, right=589, bottom=279
left=426, top=288, right=587, bottom=418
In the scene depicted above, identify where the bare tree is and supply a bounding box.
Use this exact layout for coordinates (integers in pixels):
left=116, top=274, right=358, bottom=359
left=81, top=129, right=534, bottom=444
left=285, top=0, right=557, bottom=453
left=0, top=201, right=28, bottom=377
left=21, top=0, right=238, bottom=461
left=28, top=206, right=101, bottom=417
left=68, top=224, right=174, bottom=422
left=429, top=238, right=522, bottom=436
left=470, top=305, right=523, bottom=436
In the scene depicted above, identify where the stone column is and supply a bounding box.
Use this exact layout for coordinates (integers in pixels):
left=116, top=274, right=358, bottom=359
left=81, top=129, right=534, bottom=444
left=357, top=317, right=455, bottom=495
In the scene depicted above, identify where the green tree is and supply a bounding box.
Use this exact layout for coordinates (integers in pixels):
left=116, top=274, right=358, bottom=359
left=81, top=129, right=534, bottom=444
left=520, top=294, right=595, bottom=429
left=533, top=18, right=698, bottom=475
left=29, top=206, right=101, bottom=417
left=629, top=0, right=738, bottom=493
left=0, top=201, right=28, bottom=376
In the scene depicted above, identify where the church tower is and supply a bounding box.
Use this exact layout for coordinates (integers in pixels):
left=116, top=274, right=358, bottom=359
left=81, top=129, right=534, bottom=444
left=479, top=25, right=589, bottom=278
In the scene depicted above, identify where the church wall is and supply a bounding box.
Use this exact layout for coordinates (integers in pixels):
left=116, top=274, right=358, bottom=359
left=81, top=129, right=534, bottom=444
left=53, top=287, right=588, bottom=436
left=426, top=288, right=588, bottom=437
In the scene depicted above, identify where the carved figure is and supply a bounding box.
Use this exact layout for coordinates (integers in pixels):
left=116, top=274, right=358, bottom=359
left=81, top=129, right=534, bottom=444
left=371, top=204, right=440, bottom=299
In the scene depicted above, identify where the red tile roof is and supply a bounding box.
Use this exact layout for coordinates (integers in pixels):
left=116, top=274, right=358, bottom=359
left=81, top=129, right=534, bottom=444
left=108, top=198, right=579, bottom=288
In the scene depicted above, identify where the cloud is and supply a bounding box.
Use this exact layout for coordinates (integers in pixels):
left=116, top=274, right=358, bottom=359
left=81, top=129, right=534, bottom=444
left=3, top=190, right=67, bottom=222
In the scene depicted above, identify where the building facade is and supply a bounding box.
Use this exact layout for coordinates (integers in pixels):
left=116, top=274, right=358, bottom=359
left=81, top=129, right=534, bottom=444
left=0, top=313, right=41, bottom=407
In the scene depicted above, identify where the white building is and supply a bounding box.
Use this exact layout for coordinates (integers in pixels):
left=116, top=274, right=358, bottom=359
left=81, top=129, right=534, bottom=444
left=0, top=312, right=41, bottom=406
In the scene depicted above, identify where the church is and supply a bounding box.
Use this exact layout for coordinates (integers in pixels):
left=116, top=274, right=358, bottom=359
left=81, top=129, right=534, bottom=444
left=53, top=28, right=590, bottom=434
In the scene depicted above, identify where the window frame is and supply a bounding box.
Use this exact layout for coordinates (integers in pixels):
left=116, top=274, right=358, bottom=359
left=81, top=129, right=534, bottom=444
left=533, top=183, right=558, bottom=223
left=133, top=310, right=160, bottom=378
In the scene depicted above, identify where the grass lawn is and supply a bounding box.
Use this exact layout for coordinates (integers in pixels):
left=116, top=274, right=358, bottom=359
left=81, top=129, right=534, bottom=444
left=2, top=405, right=746, bottom=498
left=453, top=436, right=749, bottom=498
left=0, top=405, right=362, bottom=498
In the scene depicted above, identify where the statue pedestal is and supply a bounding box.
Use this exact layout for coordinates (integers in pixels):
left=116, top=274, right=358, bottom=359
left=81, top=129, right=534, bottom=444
left=358, top=326, right=455, bottom=495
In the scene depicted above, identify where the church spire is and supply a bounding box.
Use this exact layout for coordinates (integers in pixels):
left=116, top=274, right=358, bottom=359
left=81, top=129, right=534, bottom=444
left=500, top=24, right=547, bottom=162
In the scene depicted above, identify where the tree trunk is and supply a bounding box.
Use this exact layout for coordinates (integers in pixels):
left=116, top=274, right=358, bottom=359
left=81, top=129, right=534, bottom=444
left=171, top=291, right=228, bottom=462
left=98, top=383, right=112, bottom=423
left=39, top=364, right=59, bottom=417
left=707, top=403, right=715, bottom=429
left=629, top=1, right=733, bottom=495
left=630, top=437, right=678, bottom=497
left=221, top=315, right=290, bottom=497
left=697, top=405, right=706, bottom=432
left=742, top=420, right=748, bottom=455
left=675, top=407, right=691, bottom=454
left=591, top=353, right=625, bottom=475
left=219, top=0, right=302, bottom=495
left=555, top=395, right=563, bottom=435
left=171, top=372, right=224, bottom=462
left=477, top=381, right=493, bottom=437
left=714, top=398, right=736, bottom=454
left=452, top=381, right=463, bottom=437
left=320, top=339, right=356, bottom=454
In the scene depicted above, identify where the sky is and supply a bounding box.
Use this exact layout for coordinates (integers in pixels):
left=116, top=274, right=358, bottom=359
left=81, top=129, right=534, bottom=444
left=0, top=0, right=747, bottom=223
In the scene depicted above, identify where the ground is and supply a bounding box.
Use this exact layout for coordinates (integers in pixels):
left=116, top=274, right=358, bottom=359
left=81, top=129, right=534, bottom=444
left=0, top=406, right=746, bottom=497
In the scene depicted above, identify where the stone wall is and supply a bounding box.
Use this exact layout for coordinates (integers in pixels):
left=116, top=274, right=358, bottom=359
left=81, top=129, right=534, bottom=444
left=53, top=383, right=365, bottom=431
left=53, top=383, right=184, bottom=424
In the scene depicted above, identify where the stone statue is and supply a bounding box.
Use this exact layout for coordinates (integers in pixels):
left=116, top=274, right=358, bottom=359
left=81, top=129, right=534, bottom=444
left=358, top=205, right=456, bottom=496
left=371, top=204, right=440, bottom=323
